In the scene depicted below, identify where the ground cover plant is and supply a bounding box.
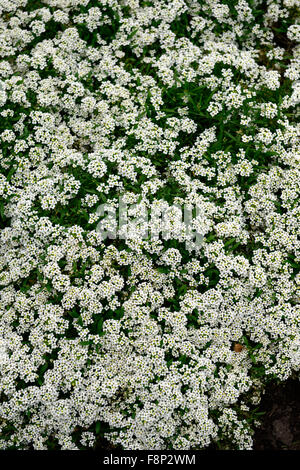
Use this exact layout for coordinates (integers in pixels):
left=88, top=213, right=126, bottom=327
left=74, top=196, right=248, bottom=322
left=0, top=0, right=299, bottom=450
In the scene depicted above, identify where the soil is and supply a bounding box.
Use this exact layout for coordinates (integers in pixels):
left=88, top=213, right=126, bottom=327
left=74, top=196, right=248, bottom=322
left=253, top=379, right=300, bottom=450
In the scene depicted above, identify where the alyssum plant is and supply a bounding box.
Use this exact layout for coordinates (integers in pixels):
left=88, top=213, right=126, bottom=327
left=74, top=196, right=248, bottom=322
left=0, top=0, right=299, bottom=450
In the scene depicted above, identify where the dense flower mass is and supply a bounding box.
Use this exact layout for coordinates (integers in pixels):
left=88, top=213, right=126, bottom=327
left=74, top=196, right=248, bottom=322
left=0, top=0, right=299, bottom=450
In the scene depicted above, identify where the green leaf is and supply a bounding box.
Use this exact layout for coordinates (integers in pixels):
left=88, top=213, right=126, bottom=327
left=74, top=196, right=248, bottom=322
left=95, top=422, right=101, bottom=434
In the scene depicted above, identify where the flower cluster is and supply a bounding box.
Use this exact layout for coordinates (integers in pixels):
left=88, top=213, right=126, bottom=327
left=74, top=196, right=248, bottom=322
left=0, top=0, right=299, bottom=451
